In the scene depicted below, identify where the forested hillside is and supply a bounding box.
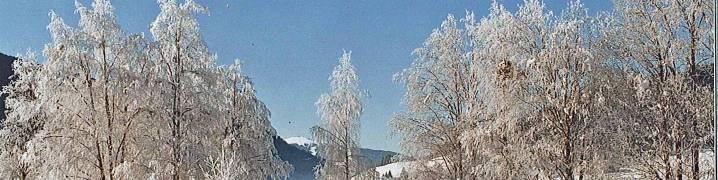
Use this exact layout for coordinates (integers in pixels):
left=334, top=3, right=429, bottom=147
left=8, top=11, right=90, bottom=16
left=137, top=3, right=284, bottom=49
left=0, top=53, right=14, bottom=122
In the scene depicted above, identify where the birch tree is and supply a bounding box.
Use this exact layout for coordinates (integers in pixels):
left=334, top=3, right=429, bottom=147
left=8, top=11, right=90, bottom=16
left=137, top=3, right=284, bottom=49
left=462, top=1, right=550, bottom=178
left=312, top=51, right=365, bottom=180
left=466, top=1, right=608, bottom=178
left=33, top=0, right=155, bottom=178
left=391, top=15, right=480, bottom=179
left=394, top=1, right=629, bottom=179
left=203, top=60, right=292, bottom=179
left=608, top=0, right=715, bottom=179
left=519, top=2, right=609, bottom=178
left=0, top=52, right=45, bottom=179
left=0, top=0, right=293, bottom=179
left=145, top=0, right=222, bottom=178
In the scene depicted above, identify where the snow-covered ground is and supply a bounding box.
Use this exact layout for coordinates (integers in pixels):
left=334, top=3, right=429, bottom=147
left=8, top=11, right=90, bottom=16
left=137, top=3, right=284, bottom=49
left=373, top=158, right=444, bottom=178
left=374, top=151, right=715, bottom=179
left=608, top=151, right=715, bottom=179
left=374, top=161, right=412, bottom=177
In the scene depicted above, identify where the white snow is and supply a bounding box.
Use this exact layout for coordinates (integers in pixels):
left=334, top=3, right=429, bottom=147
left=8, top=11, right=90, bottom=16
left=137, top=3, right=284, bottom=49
left=308, top=146, right=317, bottom=155
left=375, top=161, right=411, bottom=177
left=284, top=136, right=314, bottom=146
left=284, top=136, right=318, bottom=155
left=526, top=58, right=536, bottom=67
left=606, top=151, right=715, bottom=179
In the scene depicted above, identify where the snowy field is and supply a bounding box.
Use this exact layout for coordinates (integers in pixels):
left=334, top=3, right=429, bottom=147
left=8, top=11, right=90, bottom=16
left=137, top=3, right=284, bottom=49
left=374, top=152, right=716, bottom=179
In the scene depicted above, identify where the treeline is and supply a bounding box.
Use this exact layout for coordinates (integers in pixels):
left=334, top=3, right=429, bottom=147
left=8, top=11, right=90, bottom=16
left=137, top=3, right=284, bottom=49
left=391, top=0, right=714, bottom=179
left=0, top=0, right=291, bottom=179
left=0, top=0, right=714, bottom=180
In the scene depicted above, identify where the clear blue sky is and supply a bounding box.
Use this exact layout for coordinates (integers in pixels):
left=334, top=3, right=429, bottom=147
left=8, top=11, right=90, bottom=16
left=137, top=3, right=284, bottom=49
left=0, top=0, right=611, bottom=152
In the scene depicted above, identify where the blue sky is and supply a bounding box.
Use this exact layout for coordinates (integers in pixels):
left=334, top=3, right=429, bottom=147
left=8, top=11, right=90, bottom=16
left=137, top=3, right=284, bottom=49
left=0, top=0, right=612, bottom=152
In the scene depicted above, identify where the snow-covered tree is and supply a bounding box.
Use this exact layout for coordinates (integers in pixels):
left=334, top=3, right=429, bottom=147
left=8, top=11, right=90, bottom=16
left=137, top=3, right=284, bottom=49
left=606, top=0, right=715, bottom=179
left=145, top=0, right=222, bottom=178
left=460, top=1, right=554, bottom=178
left=0, top=0, right=292, bottom=179
left=203, top=59, right=291, bottom=179
left=313, top=51, right=365, bottom=180
left=461, top=1, right=616, bottom=178
left=31, top=0, right=156, bottom=178
left=145, top=1, right=291, bottom=179
left=392, top=1, right=696, bottom=179
left=0, top=52, right=46, bottom=179
left=516, top=2, right=609, bottom=178
left=391, top=14, right=480, bottom=179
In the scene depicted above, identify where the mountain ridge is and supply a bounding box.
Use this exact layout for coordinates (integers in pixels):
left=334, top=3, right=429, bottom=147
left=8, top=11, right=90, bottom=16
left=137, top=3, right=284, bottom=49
left=275, top=136, right=398, bottom=180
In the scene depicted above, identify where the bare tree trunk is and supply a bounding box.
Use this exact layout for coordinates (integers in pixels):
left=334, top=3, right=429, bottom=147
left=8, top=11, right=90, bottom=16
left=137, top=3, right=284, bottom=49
left=101, top=41, right=116, bottom=180
left=677, top=139, right=683, bottom=180
left=172, top=31, right=183, bottom=180
left=692, top=148, right=699, bottom=180
left=345, top=128, right=350, bottom=180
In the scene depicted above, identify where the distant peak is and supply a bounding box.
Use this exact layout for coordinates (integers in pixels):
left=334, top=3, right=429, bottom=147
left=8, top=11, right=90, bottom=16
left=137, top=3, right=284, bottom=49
left=284, top=136, right=315, bottom=146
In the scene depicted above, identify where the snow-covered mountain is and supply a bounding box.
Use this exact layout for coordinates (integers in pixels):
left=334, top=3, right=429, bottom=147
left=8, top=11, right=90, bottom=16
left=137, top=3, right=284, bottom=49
left=284, top=136, right=318, bottom=156
left=283, top=136, right=398, bottom=168
left=274, top=136, right=320, bottom=180
left=274, top=136, right=399, bottom=180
